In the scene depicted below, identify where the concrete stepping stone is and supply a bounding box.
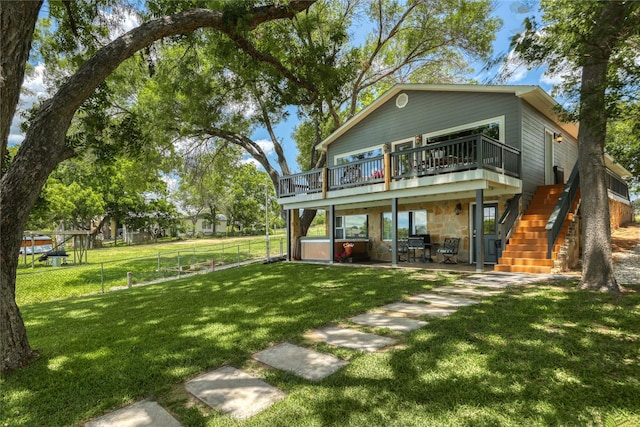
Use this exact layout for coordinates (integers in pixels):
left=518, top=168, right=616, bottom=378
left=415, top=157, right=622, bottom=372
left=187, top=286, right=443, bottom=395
left=454, top=272, right=538, bottom=288
left=381, top=302, right=457, bottom=317
left=350, top=313, right=427, bottom=332
left=308, top=326, right=397, bottom=352
left=407, top=293, right=479, bottom=307
left=253, top=342, right=347, bottom=381
left=185, top=366, right=285, bottom=420
left=432, top=286, right=503, bottom=297
left=85, top=400, right=181, bottom=427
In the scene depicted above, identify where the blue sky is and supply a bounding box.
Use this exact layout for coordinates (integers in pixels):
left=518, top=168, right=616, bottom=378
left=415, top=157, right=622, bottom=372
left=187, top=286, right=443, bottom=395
left=12, top=1, right=552, bottom=175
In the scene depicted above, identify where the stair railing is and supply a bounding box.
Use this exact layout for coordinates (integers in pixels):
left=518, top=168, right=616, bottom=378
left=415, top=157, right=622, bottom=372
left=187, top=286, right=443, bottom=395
left=545, top=162, right=580, bottom=258
left=499, top=193, right=522, bottom=250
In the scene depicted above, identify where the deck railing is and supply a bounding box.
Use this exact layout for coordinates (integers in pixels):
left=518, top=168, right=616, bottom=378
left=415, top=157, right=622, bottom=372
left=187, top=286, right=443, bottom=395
left=499, top=193, right=522, bottom=250
left=328, top=155, right=385, bottom=190
left=546, top=161, right=580, bottom=258
left=279, top=134, right=521, bottom=197
left=389, top=134, right=520, bottom=180
left=279, top=169, right=323, bottom=198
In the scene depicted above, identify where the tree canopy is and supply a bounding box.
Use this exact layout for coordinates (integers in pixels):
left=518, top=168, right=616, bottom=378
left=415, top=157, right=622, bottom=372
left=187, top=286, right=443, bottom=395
left=127, top=0, right=500, bottom=236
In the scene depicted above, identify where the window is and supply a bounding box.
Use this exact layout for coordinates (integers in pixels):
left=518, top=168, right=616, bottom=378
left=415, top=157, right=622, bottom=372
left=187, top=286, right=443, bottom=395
left=335, top=215, right=368, bottom=239
left=483, top=206, right=497, bottom=234
left=382, top=210, right=427, bottom=240
left=202, top=220, right=212, bottom=230
left=425, top=116, right=504, bottom=144
left=335, top=146, right=384, bottom=165
left=394, top=140, right=414, bottom=151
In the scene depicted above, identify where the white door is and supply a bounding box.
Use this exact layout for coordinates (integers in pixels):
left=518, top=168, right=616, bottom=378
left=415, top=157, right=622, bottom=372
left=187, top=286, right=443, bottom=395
left=545, top=131, right=554, bottom=185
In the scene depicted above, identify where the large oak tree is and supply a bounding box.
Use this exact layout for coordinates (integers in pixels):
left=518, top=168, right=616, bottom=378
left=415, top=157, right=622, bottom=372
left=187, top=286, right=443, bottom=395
left=512, top=0, right=640, bottom=292
left=0, top=0, right=315, bottom=372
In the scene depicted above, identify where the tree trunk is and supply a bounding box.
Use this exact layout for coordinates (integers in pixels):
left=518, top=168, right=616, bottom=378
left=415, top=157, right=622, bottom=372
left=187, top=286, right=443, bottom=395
left=0, top=1, right=315, bottom=372
left=299, top=209, right=317, bottom=237
left=0, top=1, right=43, bottom=171
left=0, top=0, right=43, bottom=371
left=577, top=30, right=619, bottom=292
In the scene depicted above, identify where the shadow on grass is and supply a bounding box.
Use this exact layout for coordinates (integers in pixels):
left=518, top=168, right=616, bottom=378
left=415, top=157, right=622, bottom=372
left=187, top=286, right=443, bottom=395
left=6, top=267, right=638, bottom=426
left=269, top=282, right=640, bottom=426
left=2, top=263, right=435, bottom=426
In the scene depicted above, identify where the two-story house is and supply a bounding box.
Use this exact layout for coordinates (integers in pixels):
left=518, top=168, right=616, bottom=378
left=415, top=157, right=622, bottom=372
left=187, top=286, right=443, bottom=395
left=278, top=84, right=632, bottom=273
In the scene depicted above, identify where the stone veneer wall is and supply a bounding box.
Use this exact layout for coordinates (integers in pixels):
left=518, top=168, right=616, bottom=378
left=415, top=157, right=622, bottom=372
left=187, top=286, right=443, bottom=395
left=609, top=196, right=633, bottom=231
left=338, top=195, right=512, bottom=263
left=553, top=194, right=630, bottom=273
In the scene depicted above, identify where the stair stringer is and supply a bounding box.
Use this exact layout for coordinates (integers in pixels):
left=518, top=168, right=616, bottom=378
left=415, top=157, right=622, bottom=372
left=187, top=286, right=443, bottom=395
left=551, top=199, right=581, bottom=273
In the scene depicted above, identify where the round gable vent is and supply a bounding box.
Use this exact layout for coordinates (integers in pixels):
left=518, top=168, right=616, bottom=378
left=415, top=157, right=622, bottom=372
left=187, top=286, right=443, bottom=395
left=395, top=93, right=408, bottom=108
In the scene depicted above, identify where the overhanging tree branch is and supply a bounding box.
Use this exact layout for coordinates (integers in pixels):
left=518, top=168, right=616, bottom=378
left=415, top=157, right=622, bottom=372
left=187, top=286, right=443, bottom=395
left=0, top=0, right=316, bottom=372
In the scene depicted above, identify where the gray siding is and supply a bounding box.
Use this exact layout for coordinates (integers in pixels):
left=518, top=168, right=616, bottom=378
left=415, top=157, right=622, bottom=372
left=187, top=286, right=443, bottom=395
left=327, top=91, right=522, bottom=166
left=520, top=102, right=578, bottom=208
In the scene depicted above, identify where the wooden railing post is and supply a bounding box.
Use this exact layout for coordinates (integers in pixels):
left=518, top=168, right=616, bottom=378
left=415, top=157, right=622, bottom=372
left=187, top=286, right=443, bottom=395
left=322, top=168, right=328, bottom=199
left=384, top=153, right=391, bottom=191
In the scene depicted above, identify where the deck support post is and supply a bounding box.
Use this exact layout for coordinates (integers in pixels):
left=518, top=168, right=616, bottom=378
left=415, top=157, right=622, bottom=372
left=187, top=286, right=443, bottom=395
left=329, top=204, right=336, bottom=264
left=286, top=209, right=291, bottom=261
left=392, top=197, right=399, bottom=267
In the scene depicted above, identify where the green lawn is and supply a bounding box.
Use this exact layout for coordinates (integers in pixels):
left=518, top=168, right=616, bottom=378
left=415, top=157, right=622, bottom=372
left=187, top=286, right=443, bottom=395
left=15, top=236, right=283, bottom=305
left=2, top=263, right=639, bottom=426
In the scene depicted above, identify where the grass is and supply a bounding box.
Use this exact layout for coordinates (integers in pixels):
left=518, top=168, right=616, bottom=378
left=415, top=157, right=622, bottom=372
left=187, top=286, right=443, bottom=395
left=15, top=236, right=281, bottom=305
left=2, top=263, right=639, bottom=426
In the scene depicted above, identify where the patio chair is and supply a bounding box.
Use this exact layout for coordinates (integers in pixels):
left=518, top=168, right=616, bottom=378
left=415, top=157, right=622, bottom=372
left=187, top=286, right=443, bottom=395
left=396, top=239, right=409, bottom=262
left=436, top=237, right=460, bottom=264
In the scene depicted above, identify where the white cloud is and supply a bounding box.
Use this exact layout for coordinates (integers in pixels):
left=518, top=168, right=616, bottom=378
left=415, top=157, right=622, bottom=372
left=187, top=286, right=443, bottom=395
left=9, top=64, right=47, bottom=146
left=255, top=138, right=275, bottom=156
left=161, top=173, right=179, bottom=193
left=498, top=50, right=530, bottom=83
left=540, top=61, right=576, bottom=87
left=540, top=71, right=564, bottom=86
left=242, top=156, right=262, bottom=169
left=98, top=7, right=141, bottom=41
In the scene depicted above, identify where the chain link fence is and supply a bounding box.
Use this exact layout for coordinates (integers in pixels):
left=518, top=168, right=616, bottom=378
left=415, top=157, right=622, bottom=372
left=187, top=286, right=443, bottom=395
left=16, top=238, right=286, bottom=305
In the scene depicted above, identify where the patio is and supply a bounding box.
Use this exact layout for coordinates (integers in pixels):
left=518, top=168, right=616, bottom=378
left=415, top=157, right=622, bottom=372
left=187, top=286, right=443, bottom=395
left=334, top=257, right=490, bottom=274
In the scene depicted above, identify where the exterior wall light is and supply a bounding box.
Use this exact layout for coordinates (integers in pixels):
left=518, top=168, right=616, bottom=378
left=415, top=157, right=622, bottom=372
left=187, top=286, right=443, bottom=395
left=554, top=132, right=563, bottom=143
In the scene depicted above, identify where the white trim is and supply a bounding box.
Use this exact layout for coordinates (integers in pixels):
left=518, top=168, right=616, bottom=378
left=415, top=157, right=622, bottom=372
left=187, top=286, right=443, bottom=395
left=333, top=144, right=384, bottom=165
left=396, top=93, right=409, bottom=108
left=424, top=116, right=506, bottom=143
left=391, top=137, right=414, bottom=151
left=544, top=129, right=555, bottom=185
left=609, top=190, right=632, bottom=205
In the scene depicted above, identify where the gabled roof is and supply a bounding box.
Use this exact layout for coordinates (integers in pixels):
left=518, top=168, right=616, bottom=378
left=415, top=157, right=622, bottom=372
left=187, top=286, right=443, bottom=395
left=316, top=84, right=579, bottom=151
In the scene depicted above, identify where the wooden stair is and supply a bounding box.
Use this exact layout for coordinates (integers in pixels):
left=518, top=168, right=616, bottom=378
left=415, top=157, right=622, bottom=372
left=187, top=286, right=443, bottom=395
left=495, top=184, right=574, bottom=274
